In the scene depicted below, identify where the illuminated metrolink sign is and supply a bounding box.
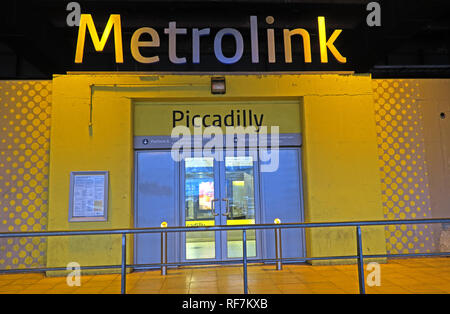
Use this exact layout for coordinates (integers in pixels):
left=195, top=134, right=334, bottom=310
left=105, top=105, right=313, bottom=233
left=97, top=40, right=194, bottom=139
left=75, top=14, right=347, bottom=65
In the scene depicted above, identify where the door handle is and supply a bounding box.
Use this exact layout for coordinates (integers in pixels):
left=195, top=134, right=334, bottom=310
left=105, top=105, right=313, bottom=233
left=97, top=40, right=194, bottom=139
left=210, top=199, right=219, bottom=216
left=222, top=198, right=230, bottom=216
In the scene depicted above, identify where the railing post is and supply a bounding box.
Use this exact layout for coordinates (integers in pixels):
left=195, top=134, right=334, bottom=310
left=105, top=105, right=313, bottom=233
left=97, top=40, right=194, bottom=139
left=356, top=226, right=366, bottom=294
left=274, top=218, right=282, bottom=270
left=121, top=233, right=127, bottom=294
left=161, top=221, right=168, bottom=276
left=242, top=229, right=248, bottom=294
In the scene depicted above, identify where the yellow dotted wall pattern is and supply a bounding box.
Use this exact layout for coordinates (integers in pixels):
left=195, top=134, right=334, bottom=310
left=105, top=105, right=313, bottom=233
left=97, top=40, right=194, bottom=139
left=373, top=79, right=434, bottom=254
left=0, top=81, right=52, bottom=269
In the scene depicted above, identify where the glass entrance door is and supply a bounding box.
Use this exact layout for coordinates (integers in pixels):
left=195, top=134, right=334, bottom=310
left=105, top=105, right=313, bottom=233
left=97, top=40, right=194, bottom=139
left=221, top=155, right=257, bottom=259
left=184, top=157, right=218, bottom=260
left=182, top=153, right=259, bottom=261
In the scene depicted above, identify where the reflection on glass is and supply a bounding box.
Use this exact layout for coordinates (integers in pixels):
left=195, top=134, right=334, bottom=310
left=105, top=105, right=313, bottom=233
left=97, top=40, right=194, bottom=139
left=185, top=157, right=215, bottom=259
left=225, top=156, right=256, bottom=258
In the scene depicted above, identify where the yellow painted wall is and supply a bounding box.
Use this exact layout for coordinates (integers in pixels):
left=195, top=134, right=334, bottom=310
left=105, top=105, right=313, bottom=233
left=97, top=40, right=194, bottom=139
left=46, top=75, right=134, bottom=275
left=46, top=73, right=386, bottom=273
left=302, top=94, right=386, bottom=264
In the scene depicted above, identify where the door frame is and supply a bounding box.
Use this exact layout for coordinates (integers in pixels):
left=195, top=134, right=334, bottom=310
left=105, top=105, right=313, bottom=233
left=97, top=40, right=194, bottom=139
left=133, top=139, right=305, bottom=267
left=218, top=149, right=263, bottom=262
left=179, top=149, right=263, bottom=263
left=179, top=154, right=222, bottom=262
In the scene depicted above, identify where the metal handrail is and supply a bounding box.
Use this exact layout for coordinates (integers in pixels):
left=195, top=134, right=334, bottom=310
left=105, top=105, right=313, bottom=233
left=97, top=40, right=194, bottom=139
left=0, top=218, right=449, bottom=294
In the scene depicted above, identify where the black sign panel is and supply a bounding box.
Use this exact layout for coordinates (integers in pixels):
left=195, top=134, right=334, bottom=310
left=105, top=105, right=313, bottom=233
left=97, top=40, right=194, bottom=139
left=68, top=2, right=375, bottom=72
left=1, top=1, right=449, bottom=78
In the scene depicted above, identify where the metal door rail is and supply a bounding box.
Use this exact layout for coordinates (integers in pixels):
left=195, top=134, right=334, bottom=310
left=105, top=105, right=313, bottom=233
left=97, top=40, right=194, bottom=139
left=0, top=218, right=449, bottom=294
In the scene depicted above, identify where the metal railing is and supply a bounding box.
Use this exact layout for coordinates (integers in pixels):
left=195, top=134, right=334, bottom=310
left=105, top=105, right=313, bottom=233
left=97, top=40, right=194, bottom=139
left=0, top=218, right=449, bottom=294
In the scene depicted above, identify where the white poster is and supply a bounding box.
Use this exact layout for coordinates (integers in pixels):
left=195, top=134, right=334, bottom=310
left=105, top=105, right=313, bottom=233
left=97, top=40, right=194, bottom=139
left=72, top=174, right=106, bottom=218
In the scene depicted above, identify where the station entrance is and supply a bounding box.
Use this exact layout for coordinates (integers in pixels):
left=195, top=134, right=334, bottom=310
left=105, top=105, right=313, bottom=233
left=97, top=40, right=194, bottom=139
left=134, top=100, right=305, bottom=267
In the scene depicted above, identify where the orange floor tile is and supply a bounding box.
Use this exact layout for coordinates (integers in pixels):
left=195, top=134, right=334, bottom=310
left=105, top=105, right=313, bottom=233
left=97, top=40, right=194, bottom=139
left=0, top=257, right=448, bottom=294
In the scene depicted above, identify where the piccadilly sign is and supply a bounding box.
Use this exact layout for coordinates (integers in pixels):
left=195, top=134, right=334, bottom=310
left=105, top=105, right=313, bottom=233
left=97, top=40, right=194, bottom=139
left=75, top=14, right=347, bottom=65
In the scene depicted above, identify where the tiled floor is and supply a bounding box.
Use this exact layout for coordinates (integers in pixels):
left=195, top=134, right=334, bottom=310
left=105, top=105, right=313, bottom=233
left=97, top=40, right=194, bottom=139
left=0, top=257, right=449, bottom=294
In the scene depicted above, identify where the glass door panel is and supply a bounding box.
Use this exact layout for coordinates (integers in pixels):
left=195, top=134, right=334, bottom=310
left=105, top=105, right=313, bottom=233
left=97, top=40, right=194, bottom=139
left=223, top=156, right=256, bottom=258
left=184, top=157, right=216, bottom=260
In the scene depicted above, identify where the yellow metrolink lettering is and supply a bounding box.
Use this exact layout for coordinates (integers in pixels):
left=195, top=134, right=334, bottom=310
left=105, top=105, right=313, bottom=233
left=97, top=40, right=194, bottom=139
left=283, top=28, right=312, bottom=63
left=131, top=27, right=160, bottom=63
left=318, top=16, right=347, bottom=63
left=75, top=14, right=124, bottom=63
left=74, top=14, right=347, bottom=64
